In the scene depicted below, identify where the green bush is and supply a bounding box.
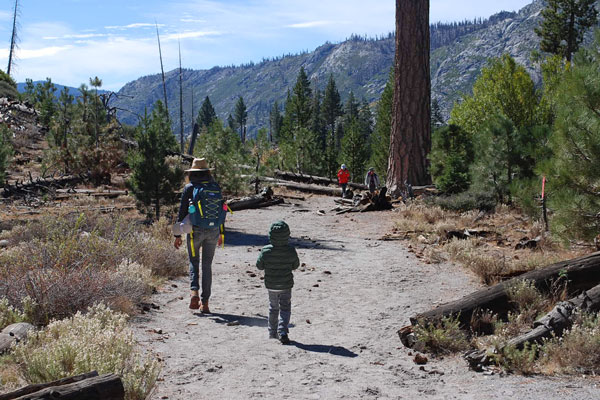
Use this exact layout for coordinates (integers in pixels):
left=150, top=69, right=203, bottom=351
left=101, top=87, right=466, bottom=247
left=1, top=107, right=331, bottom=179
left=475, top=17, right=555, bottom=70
left=0, top=125, right=12, bottom=186
left=414, top=315, right=471, bottom=354
left=12, top=304, right=160, bottom=400
left=429, top=189, right=496, bottom=212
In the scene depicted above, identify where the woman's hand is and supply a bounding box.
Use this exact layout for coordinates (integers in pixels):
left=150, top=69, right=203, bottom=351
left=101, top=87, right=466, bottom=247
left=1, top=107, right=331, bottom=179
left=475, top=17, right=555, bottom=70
left=174, top=236, right=183, bottom=249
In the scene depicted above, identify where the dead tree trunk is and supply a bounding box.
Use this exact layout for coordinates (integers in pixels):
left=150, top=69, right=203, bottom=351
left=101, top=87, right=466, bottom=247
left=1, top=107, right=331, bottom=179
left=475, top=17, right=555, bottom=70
left=412, top=251, right=600, bottom=328
left=387, top=0, right=431, bottom=197
left=227, top=187, right=283, bottom=211
left=14, top=374, right=123, bottom=400
left=274, top=170, right=367, bottom=190
left=506, top=283, right=600, bottom=349
left=0, top=372, right=99, bottom=400
left=0, top=322, right=34, bottom=354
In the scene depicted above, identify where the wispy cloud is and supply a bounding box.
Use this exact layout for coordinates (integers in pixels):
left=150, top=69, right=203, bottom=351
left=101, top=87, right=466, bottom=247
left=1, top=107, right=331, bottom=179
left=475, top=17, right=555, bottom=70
left=163, top=30, right=222, bottom=41
left=180, top=18, right=206, bottom=23
left=8, top=46, right=74, bottom=59
left=43, top=33, right=109, bottom=40
left=287, top=20, right=334, bottom=29
left=105, top=22, right=161, bottom=30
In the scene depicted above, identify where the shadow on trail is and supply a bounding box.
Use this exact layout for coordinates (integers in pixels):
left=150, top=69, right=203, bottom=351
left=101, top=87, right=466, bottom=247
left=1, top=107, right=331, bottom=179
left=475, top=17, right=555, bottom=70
left=200, top=312, right=268, bottom=327
left=290, top=341, right=358, bottom=358
left=225, top=228, right=346, bottom=251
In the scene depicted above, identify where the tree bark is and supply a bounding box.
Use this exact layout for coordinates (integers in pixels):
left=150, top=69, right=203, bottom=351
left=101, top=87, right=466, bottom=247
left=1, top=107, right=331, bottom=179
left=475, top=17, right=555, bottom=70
left=387, top=0, right=431, bottom=197
left=0, top=371, right=99, bottom=400
left=412, top=251, right=600, bottom=327
left=11, top=374, right=124, bottom=400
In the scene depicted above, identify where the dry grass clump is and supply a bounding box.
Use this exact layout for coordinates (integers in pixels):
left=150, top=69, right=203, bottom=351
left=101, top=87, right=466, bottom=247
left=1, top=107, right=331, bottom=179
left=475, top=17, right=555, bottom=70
left=0, top=212, right=186, bottom=324
left=414, top=315, right=471, bottom=354
left=10, top=304, right=160, bottom=400
left=443, top=238, right=508, bottom=284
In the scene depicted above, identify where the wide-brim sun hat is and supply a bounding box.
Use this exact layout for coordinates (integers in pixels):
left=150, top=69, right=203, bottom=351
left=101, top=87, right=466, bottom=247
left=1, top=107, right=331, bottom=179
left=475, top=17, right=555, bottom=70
left=185, top=157, right=214, bottom=172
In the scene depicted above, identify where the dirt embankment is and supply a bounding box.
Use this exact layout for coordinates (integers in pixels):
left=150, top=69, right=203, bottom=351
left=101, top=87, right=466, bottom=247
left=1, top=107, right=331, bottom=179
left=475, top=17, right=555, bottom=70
left=132, top=195, right=599, bottom=400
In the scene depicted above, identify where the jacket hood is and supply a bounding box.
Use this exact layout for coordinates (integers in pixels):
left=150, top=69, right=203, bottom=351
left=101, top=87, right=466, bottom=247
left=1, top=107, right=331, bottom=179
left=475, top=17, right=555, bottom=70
left=269, top=220, right=290, bottom=246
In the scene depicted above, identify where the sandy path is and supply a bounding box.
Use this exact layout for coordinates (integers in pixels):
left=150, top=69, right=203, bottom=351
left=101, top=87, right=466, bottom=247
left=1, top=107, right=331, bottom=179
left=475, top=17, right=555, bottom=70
left=132, top=195, right=599, bottom=399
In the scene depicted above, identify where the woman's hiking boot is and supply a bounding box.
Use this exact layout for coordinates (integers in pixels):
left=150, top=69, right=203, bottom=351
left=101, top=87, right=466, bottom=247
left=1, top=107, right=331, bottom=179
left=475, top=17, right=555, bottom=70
left=189, top=296, right=200, bottom=310
left=201, top=301, right=211, bottom=314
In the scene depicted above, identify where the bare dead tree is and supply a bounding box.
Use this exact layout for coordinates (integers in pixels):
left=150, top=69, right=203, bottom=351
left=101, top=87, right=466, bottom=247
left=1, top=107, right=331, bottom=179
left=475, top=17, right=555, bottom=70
left=7, top=0, right=19, bottom=76
left=386, top=0, right=432, bottom=196
left=178, top=40, right=184, bottom=153
left=155, top=21, right=169, bottom=117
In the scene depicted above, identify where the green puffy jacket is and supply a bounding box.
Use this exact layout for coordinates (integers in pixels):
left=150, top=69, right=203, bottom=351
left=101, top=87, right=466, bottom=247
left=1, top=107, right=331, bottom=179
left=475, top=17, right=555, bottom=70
left=256, top=221, right=299, bottom=290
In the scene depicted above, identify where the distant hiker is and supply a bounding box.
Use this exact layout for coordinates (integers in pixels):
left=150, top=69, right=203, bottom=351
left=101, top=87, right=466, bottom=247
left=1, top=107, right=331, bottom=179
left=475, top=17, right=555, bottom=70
left=174, top=158, right=227, bottom=313
left=364, top=167, right=380, bottom=193
left=256, top=220, right=300, bottom=345
left=337, top=164, right=350, bottom=198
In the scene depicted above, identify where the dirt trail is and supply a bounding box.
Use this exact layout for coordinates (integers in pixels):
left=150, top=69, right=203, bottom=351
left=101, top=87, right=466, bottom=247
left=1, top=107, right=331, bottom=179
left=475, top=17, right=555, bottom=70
left=132, top=195, right=599, bottom=399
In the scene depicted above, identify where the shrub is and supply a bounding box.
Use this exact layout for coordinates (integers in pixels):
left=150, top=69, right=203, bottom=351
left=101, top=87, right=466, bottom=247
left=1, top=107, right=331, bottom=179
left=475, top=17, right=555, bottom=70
left=0, top=297, right=36, bottom=331
left=0, top=212, right=186, bottom=324
left=429, top=190, right=496, bottom=212
left=443, top=238, right=507, bottom=284
left=507, top=279, right=547, bottom=324
left=12, top=304, right=160, bottom=400
left=499, top=343, right=538, bottom=375
left=414, top=315, right=471, bottom=354
left=539, top=312, right=600, bottom=375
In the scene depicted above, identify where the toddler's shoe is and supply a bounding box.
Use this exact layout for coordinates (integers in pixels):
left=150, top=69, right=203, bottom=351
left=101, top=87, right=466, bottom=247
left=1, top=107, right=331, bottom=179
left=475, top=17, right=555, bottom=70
left=279, top=334, right=290, bottom=345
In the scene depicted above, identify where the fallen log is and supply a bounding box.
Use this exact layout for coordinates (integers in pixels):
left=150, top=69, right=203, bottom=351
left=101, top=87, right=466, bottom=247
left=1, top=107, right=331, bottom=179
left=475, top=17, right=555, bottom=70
left=2, top=175, right=87, bottom=198
left=227, top=187, right=283, bottom=211
left=10, top=373, right=124, bottom=400
left=506, top=283, right=600, bottom=349
left=0, top=371, right=99, bottom=400
left=274, top=170, right=367, bottom=191
left=272, top=181, right=342, bottom=197
left=411, top=251, right=600, bottom=328
left=0, top=323, right=34, bottom=354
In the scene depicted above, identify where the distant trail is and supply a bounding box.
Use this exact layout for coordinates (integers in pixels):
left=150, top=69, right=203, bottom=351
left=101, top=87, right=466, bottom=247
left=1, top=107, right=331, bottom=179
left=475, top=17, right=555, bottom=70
left=132, top=195, right=599, bottom=400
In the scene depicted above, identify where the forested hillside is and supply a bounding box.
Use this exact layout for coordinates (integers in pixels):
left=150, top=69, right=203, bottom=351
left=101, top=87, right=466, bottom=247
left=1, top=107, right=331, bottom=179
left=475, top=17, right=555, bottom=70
left=110, top=0, right=600, bottom=139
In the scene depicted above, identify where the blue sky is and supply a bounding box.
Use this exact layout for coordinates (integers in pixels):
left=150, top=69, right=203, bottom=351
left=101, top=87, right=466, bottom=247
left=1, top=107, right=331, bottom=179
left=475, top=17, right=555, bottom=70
left=0, top=0, right=533, bottom=91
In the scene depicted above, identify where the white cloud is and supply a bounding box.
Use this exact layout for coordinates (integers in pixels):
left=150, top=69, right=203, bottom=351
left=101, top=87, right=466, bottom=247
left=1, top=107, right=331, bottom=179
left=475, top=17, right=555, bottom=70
left=18, top=46, right=73, bottom=59
left=287, top=21, right=334, bottom=29
left=43, top=33, right=109, bottom=40
left=163, top=30, right=222, bottom=41
left=180, top=18, right=206, bottom=23
left=105, top=22, right=162, bottom=30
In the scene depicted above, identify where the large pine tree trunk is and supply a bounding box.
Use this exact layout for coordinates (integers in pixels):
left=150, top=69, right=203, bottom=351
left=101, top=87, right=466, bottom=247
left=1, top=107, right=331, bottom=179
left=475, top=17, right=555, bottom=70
left=386, top=0, right=431, bottom=197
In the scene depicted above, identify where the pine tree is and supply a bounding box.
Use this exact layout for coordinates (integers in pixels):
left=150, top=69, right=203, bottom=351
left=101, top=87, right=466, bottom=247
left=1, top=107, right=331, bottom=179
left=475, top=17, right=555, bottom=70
left=36, top=78, right=57, bottom=128
left=0, top=125, right=12, bottom=186
left=127, top=101, right=183, bottom=220
left=234, top=96, right=247, bottom=143
left=369, top=70, right=393, bottom=181
left=545, top=34, right=600, bottom=240
left=535, top=0, right=598, bottom=62
left=431, top=98, right=445, bottom=128
left=197, top=96, right=217, bottom=130
left=269, top=101, right=283, bottom=143
left=227, top=114, right=235, bottom=131
left=289, top=67, right=312, bottom=129
left=387, top=0, right=431, bottom=194
left=341, top=118, right=369, bottom=183
left=89, top=76, right=103, bottom=147
left=429, top=124, right=473, bottom=194
left=53, top=86, right=74, bottom=149
left=321, top=75, right=343, bottom=178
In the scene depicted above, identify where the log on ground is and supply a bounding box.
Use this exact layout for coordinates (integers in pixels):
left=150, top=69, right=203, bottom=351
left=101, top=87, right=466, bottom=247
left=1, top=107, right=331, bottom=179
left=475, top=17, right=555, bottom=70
left=411, top=251, right=600, bottom=328
left=274, top=170, right=367, bottom=191
left=11, top=373, right=124, bottom=400
left=506, top=283, right=600, bottom=349
left=0, top=371, right=99, bottom=400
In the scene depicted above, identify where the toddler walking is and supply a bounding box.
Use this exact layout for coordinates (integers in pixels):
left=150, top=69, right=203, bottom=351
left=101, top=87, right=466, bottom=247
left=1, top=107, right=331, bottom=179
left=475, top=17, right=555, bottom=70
left=256, top=221, right=299, bottom=344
